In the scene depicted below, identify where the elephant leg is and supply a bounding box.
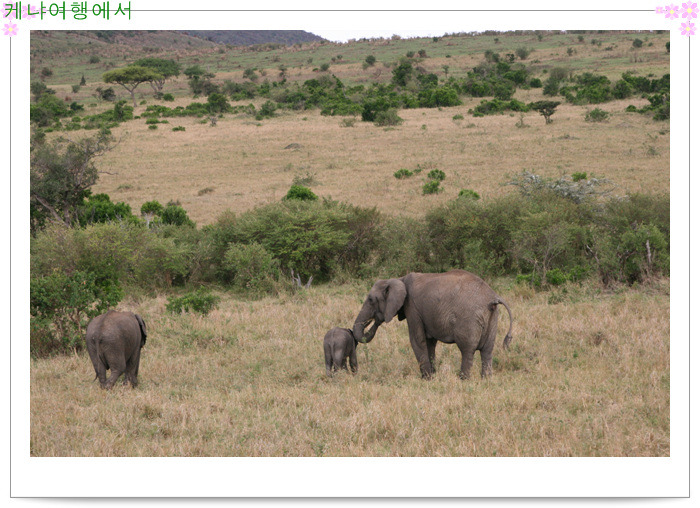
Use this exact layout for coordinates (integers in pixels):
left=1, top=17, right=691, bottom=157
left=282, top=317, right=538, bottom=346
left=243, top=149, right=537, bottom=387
left=407, top=322, right=433, bottom=379
left=334, top=351, right=347, bottom=372
left=480, top=347, right=494, bottom=378
left=480, top=307, right=500, bottom=378
left=324, top=344, right=334, bottom=376
left=426, top=337, right=437, bottom=371
left=349, top=349, right=358, bottom=375
left=457, top=342, right=478, bottom=380
left=125, top=351, right=140, bottom=388
left=104, top=355, right=126, bottom=390
left=457, top=320, right=486, bottom=379
left=87, top=341, right=108, bottom=387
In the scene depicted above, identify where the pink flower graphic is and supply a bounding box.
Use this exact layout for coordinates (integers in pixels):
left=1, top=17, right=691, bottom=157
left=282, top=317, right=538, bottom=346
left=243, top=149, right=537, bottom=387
left=665, top=4, right=680, bottom=18
left=680, top=21, right=697, bottom=34
left=22, top=4, right=38, bottom=20
left=3, top=22, right=18, bottom=36
left=682, top=2, right=698, bottom=18
left=656, top=5, right=665, bottom=13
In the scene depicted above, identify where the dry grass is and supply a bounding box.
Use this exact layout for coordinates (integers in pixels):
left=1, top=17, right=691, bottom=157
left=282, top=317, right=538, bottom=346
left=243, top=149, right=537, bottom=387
left=31, top=31, right=670, bottom=458
left=30, top=280, right=669, bottom=457
left=93, top=93, right=669, bottom=226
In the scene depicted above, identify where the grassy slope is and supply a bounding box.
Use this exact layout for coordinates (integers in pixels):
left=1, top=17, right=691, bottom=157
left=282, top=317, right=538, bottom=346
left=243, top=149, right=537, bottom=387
left=30, top=31, right=671, bottom=457
left=38, top=31, right=670, bottom=226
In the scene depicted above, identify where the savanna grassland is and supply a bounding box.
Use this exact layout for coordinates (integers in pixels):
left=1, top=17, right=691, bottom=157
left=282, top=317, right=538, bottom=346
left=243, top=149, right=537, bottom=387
left=30, top=30, right=671, bottom=457
left=31, top=280, right=670, bottom=457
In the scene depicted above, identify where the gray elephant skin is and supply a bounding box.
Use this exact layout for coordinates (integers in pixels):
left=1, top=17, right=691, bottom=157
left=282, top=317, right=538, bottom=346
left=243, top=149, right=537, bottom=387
left=323, top=327, right=359, bottom=376
left=85, top=310, right=147, bottom=389
left=353, top=269, right=513, bottom=379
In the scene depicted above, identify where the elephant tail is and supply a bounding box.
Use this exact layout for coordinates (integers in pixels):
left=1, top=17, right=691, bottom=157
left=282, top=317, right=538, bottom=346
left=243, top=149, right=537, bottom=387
left=495, top=298, right=514, bottom=349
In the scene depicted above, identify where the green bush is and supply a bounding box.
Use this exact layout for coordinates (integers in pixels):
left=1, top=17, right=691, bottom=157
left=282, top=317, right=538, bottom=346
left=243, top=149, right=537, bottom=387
left=427, top=169, right=446, bottom=182
left=545, top=268, right=569, bottom=286
left=471, top=98, right=528, bottom=116
left=422, top=180, right=442, bottom=195
left=417, top=85, right=462, bottom=108
left=516, top=272, right=542, bottom=287
left=96, top=86, right=116, bottom=102
left=255, top=100, right=277, bottom=120
left=141, top=200, right=164, bottom=216
left=78, top=193, right=135, bottom=226
left=571, top=172, right=587, bottom=182
left=161, top=203, right=195, bottom=227
left=207, top=92, right=232, bottom=114
left=226, top=200, right=375, bottom=281
left=30, top=270, right=123, bottom=357
left=166, top=289, right=220, bottom=315
left=585, top=108, right=610, bottom=122
left=516, top=47, right=531, bottom=60
left=283, top=185, right=318, bottom=201
left=162, top=93, right=175, bottom=101
left=542, top=77, right=560, bottom=96
left=590, top=223, right=668, bottom=285
left=222, top=242, right=279, bottom=291
left=612, top=79, right=634, bottom=99
left=458, top=189, right=480, bottom=200
left=371, top=216, right=431, bottom=277
left=30, top=94, right=71, bottom=126
left=32, top=222, right=197, bottom=290
left=394, top=168, right=414, bottom=179
left=373, top=108, right=404, bottom=127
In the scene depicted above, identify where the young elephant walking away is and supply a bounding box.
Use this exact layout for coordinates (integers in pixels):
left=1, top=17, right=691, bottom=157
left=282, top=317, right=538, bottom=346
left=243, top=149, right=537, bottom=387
left=323, top=327, right=358, bottom=376
left=85, top=310, right=147, bottom=389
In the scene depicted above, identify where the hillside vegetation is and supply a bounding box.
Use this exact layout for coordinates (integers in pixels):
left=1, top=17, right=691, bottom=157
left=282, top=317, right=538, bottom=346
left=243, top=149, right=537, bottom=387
left=29, top=30, right=670, bottom=457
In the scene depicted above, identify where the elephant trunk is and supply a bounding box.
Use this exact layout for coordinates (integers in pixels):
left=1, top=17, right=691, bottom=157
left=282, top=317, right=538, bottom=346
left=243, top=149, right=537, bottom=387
left=353, top=305, right=377, bottom=344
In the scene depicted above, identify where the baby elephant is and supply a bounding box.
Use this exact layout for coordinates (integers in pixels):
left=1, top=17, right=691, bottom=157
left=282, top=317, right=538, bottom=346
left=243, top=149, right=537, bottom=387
left=86, top=310, right=147, bottom=389
left=323, top=327, right=358, bottom=376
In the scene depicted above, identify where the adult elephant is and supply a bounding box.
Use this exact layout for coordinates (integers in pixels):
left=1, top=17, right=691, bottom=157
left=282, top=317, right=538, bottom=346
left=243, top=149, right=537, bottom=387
left=85, top=310, right=147, bottom=389
left=353, top=270, right=513, bottom=379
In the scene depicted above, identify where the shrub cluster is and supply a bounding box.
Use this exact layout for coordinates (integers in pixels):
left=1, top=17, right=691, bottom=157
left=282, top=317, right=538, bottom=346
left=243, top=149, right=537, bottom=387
left=424, top=187, right=669, bottom=287
left=470, top=98, right=528, bottom=116
left=422, top=169, right=446, bottom=195
left=30, top=173, right=668, bottom=357
left=585, top=108, right=610, bottom=122
left=543, top=70, right=669, bottom=118
left=166, top=289, right=220, bottom=315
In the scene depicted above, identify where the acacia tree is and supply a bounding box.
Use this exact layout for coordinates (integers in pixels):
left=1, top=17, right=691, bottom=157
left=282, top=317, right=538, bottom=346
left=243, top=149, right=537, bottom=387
left=30, top=129, right=116, bottom=231
left=529, top=100, right=561, bottom=124
left=133, top=57, right=180, bottom=97
left=103, top=65, right=163, bottom=107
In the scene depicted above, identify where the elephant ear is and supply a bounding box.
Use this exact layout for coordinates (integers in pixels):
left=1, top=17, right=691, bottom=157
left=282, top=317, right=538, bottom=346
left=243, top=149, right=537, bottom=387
left=383, top=279, right=407, bottom=323
left=135, top=314, right=147, bottom=346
